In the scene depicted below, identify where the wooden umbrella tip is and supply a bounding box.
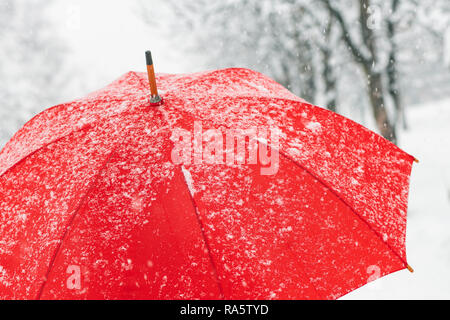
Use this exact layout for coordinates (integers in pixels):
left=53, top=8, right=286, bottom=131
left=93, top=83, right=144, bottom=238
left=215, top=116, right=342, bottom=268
left=413, top=158, right=419, bottom=163
left=145, top=50, right=163, bottom=106
left=406, top=264, right=414, bottom=273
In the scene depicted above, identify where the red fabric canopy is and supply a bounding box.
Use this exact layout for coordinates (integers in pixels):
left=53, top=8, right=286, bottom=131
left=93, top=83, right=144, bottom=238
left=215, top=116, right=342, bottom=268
left=0, top=68, right=414, bottom=299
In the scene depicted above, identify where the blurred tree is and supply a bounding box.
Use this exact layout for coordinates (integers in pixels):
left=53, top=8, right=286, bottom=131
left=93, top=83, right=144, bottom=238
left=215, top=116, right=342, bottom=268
left=0, top=0, right=68, bottom=147
left=385, top=0, right=450, bottom=129
left=386, top=0, right=405, bottom=129
left=320, top=0, right=398, bottom=142
left=140, top=0, right=450, bottom=143
left=140, top=0, right=339, bottom=108
left=320, top=13, right=338, bottom=112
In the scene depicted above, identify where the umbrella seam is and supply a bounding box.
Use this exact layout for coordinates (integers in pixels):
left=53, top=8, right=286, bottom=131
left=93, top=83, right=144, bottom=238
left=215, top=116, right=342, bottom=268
left=36, top=146, right=118, bottom=299
left=164, top=94, right=414, bottom=161
left=34, top=106, right=150, bottom=299
left=278, top=150, right=408, bottom=267
left=6, top=68, right=151, bottom=140
left=179, top=166, right=226, bottom=299
left=0, top=97, right=133, bottom=155
left=0, top=108, right=146, bottom=179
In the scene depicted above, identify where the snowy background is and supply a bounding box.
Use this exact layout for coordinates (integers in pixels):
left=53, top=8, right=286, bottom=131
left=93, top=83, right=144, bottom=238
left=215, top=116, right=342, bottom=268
left=1, top=0, right=450, bottom=299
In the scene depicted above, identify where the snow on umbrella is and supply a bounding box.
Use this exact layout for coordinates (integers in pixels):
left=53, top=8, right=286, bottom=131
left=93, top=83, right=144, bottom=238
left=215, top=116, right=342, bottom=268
left=0, top=52, right=416, bottom=300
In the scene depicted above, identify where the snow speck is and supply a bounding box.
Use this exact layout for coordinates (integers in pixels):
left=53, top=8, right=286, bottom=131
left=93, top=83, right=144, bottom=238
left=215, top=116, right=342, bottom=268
left=305, top=121, right=322, bottom=133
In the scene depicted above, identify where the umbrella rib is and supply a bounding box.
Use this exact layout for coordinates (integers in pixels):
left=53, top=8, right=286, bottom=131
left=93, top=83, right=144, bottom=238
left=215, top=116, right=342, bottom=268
left=0, top=96, right=132, bottom=158
left=0, top=107, right=145, bottom=179
left=179, top=165, right=225, bottom=299
left=161, top=94, right=415, bottom=161
left=277, top=149, right=409, bottom=268
left=35, top=147, right=118, bottom=299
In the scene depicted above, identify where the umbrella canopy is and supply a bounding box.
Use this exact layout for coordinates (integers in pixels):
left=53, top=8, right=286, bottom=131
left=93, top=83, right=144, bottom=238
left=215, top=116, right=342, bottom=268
left=0, top=68, right=415, bottom=299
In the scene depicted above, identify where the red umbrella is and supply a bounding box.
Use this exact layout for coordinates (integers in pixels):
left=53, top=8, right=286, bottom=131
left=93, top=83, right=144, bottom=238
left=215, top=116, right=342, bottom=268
left=0, top=52, right=415, bottom=300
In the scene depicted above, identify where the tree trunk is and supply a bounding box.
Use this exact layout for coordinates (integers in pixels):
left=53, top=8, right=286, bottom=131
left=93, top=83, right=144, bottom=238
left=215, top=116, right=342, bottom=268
left=278, top=60, right=292, bottom=91
left=302, top=61, right=316, bottom=103
left=321, top=15, right=337, bottom=112
left=387, top=0, right=408, bottom=130
left=365, top=68, right=397, bottom=143
left=360, top=0, right=397, bottom=143
left=322, top=47, right=337, bottom=112
left=321, top=0, right=398, bottom=143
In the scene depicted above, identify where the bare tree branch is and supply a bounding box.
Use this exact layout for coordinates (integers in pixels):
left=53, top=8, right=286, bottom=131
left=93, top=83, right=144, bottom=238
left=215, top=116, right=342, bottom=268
left=319, top=0, right=370, bottom=64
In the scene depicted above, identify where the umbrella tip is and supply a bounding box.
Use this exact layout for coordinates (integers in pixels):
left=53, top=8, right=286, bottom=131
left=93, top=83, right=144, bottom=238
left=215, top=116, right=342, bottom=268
left=406, top=264, right=414, bottom=273
left=145, top=50, right=163, bottom=106
left=414, top=158, right=419, bottom=163
left=145, top=50, right=153, bottom=66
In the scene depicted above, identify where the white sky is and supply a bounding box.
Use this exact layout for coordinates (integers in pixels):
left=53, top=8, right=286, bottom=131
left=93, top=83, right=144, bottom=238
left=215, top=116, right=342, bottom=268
left=50, top=0, right=188, bottom=95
